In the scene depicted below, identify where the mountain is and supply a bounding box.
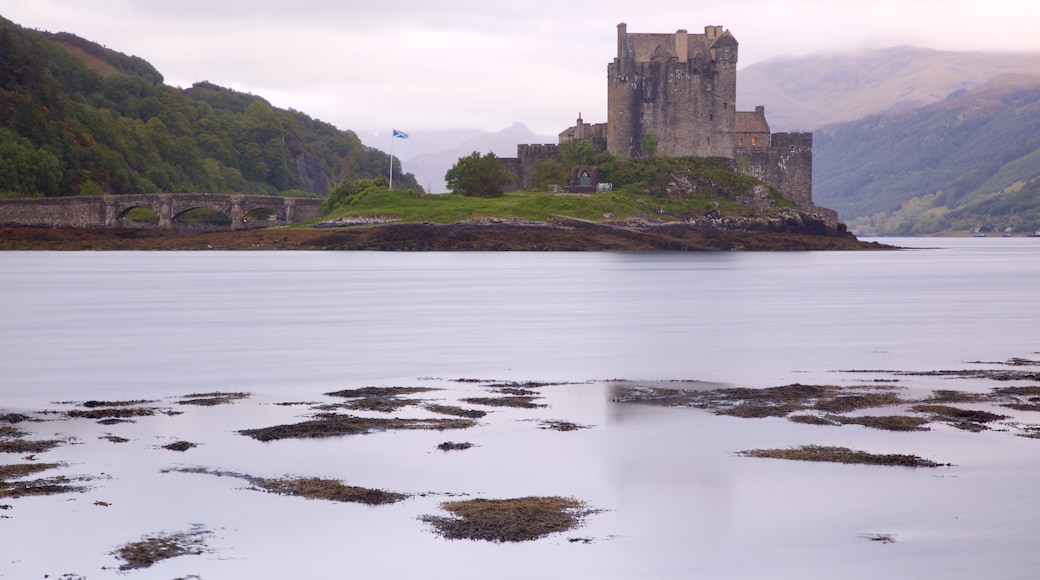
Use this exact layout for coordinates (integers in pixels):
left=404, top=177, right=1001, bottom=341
left=355, top=128, right=486, bottom=159
left=738, top=46, right=1040, bottom=131
left=0, top=16, right=419, bottom=197
left=813, top=74, right=1040, bottom=234
left=735, top=45, right=1040, bottom=234
left=378, top=122, right=554, bottom=193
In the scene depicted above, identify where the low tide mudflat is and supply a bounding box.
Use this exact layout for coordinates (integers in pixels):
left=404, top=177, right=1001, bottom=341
left=3, top=361, right=1040, bottom=578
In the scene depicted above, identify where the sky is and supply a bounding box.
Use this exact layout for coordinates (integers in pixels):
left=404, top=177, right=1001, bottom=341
left=5, top=0, right=1040, bottom=138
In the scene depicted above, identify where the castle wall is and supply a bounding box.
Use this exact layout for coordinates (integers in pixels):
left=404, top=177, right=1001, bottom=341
left=608, top=24, right=737, bottom=160
left=508, top=23, right=814, bottom=205
left=559, top=119, right=607, bottom=152
left=502, top=143, right=561, bottom=191
left=735, top=132, right=813, bottom=207
left=499, top=157, right=523, bottom=192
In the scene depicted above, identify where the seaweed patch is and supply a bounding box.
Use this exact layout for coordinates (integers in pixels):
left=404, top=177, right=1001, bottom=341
left=161, top=440, right=198, bottom=452
left=0, top=462, right=89, bottom=499
left=165, top=467, right=407, bottom=505
left=424, top=404, right=488, bottom=419
left=112, top=526, right=212, bottom=570
left=737, top=445, right=948, bottom=468
left=177, top=392, right=251, bottom=406
left=437, top=441, right=474, bottom=451
left=238, top=413, right=477, bottom=441
left=460, top=396, right=546, bottom=409
left=421, top=496, right=597, bottom=542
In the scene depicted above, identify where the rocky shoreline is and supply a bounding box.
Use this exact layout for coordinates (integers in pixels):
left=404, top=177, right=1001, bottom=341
left=0, top=213, right=889, bottom=252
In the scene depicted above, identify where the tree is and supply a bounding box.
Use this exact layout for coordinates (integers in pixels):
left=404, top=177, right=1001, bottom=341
left=444, top=151, right=512, bottom=197
left=560, top=139, right=595, bottom=167
left=531, top=158, right=567, bottom=190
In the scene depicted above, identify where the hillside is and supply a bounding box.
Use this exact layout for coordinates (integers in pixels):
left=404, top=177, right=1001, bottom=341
left=738, top=46, right=1040, bottom=131
left=0, top=16, right=419, bottom=198
left=813, top=74, right=1040, bottom=234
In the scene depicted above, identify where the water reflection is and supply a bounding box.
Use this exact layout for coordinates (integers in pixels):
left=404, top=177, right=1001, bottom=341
left=1, top=240, right=1040, bottom=578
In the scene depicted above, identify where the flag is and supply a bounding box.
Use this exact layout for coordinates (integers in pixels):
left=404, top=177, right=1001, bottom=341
left=392, top=129, right=408, bottom=139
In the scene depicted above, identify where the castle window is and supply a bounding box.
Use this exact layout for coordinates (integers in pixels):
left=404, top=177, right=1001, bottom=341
left=751, top=136, right=757, bottom=146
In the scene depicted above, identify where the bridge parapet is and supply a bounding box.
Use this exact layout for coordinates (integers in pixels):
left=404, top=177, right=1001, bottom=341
left=2, top=194, right=323, bottom=230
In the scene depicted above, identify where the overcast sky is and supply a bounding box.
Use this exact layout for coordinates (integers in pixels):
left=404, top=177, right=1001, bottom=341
left=5, top=1, right=1040, bottom=137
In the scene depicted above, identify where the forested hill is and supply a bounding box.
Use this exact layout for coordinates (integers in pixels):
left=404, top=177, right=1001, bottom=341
left=0, top=16, right=419, bottom=197
left=813, top=74, right=1040, bottom=235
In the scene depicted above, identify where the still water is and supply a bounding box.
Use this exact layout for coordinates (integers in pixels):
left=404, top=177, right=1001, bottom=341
left=2, top=238, right=1039, bottom=578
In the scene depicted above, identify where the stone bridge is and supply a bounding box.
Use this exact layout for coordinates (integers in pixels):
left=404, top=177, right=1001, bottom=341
left=0, top=194, right=323, bottom=230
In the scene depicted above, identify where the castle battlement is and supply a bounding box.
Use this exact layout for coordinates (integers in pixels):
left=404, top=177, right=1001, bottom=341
left=507, top=24, right=813, bottom=205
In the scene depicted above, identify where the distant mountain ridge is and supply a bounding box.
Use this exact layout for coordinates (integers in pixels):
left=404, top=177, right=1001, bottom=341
left=359, top=123, right=553, bottom=193
left=813, top=73, right=1040, bottom=234
left=733, top=44, right=1040, bottom=234
left=738, top=46, right=1040, bottom=131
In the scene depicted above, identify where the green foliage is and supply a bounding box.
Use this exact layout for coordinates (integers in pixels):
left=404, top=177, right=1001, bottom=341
left=0, top=128, right=62, bottom=195
left=815, top=79, right=1040, bottom=230
left=123, top=207, right=157, bottom=223
left=79, top=181, right=104, bottom=196
left=559, top=140, right=595, bottom=167
left=640, top=133, right=660, bottom=159
left=319, top=158, right=773, bottom=225
left=0, top=15, right=421, bottom=197
left=320, top=177, right=392, bottom=215
left=602, top=156, right=761, bottom=200
left=445, top=152, right=512, bottom=197
left=531, top=158, right=568, bottom=190
left=177, top=207, right=231, bottom=226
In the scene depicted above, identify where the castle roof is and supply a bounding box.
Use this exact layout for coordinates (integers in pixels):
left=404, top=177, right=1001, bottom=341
left=735, top=111, right=770, bottom=134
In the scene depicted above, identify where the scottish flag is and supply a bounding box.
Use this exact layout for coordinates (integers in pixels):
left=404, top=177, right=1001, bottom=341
left=393, top=129, right=408, bottom=139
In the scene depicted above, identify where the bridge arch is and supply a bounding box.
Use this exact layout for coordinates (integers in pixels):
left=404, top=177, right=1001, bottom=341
left=1, top=193, right=324, bottom=230
left=115, top=203, right=159, bottom=225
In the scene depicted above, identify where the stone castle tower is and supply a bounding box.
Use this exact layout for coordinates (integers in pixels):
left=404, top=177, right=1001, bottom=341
left=608, top=23, right=737, bottom=160
left=509, top=23, right=815, bottom=208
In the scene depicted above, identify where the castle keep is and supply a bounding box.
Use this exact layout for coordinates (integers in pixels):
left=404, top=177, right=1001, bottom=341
left=608, top=23, right=737, bottom=160
left=510, top=23, right=814, bottom=207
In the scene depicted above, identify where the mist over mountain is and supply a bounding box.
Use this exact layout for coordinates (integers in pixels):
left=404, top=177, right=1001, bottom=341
left=733, top=45, right=1040, bottom=234
left=738, top=46, right=1040, bottom=131
left=361, top=123, right=553, bottom=193
left=814, top=74, right=1040, bottom=234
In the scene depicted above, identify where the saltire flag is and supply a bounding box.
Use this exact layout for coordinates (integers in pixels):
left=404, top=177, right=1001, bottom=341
left=393, top=129, right=409, bottom=139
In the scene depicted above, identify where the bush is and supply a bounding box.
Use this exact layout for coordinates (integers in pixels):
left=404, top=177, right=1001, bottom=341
left=320, top=177, right=389, bottom=215
left=445, top=152, right=512, bottom=197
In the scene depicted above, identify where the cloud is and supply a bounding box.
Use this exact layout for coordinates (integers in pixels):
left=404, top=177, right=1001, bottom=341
left=5, top=0, right=1040, bottom=137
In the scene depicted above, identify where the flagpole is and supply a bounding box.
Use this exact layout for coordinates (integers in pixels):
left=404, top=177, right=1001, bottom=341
left=388, top=132, right=394, bottom=190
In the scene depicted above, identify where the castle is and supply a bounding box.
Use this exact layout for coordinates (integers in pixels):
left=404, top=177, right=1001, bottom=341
left=504, top=23, right=814, bottom=208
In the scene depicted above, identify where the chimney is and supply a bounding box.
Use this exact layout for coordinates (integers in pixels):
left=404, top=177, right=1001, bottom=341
left=675, top=29, right=688, bottom=63
left=617, top=22, right=627, bottom=58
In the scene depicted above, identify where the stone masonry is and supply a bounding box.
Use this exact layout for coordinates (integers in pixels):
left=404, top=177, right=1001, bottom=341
left=503, top=23, right=815, bottom=208
left=0, top=194, right=322, bottom=230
